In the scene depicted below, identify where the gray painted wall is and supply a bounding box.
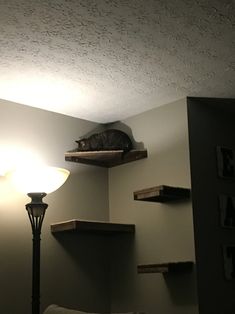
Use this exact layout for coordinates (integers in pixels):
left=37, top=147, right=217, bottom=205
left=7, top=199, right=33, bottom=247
left=0, top=97, right=198, bottom=314
left=0, top=99, right=109, bottom=313
left=108, top=99, right=198, bottom=314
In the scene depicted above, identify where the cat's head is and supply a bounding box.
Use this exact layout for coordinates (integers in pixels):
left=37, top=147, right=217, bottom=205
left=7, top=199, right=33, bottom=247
left=76, top=139, right=89, bottom=151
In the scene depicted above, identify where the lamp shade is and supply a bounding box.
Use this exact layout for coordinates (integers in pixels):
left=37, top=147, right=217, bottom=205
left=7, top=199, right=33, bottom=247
left=8, top=166, right=70, bottom=194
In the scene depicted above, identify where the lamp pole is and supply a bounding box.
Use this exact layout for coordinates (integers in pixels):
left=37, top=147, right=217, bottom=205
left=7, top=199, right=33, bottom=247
left=26, top=193, right=48, bottom=314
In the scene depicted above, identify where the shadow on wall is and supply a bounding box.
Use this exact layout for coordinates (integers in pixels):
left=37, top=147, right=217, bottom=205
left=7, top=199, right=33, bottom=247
left=109, top=234, right=138, bottom=312
left=47, top=232, right=136, bottom=312
left=74, top=125, right=107, bottom=142
left=106, top=122, right=145, bottom=150
left=43, top=232, right=111, bottom=312
left=163, top=269, right=198, bottom=306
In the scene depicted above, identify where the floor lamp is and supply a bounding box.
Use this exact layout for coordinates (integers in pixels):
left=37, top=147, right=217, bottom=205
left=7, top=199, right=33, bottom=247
left=8, top=166, right=70, bottom=314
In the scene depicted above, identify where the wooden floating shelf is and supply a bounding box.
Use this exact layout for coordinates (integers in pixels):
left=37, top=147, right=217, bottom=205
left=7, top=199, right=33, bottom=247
left=134, top=185, right=190, bottom=203
left=137, top=261, right=193, bottom=274
left=65, top=149, right=147, bottom=168
left=51, top=219, right=135, bottom=235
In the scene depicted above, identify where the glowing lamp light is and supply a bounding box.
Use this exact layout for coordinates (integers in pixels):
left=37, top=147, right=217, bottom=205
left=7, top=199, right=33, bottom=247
left=7, top=166, right=70, bottom=314
left=8, top=166, right=70, bottom=194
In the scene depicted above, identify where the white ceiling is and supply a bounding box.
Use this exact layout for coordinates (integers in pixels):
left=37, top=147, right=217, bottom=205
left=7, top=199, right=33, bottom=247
left=0, top=0, right=234, bottom=123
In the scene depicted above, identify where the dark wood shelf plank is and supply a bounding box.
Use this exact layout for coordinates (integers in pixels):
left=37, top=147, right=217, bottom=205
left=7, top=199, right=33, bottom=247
left=137, top=261, right=193, bottom=274
left=65, top=149, right=147, bottom=168
left=51, top=219, right=135, bottom=235
left=134, top=185, right=190, bottom=203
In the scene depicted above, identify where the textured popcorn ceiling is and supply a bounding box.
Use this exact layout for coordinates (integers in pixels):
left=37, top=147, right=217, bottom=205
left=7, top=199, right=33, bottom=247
left=0, top=0, right=234, bottom=123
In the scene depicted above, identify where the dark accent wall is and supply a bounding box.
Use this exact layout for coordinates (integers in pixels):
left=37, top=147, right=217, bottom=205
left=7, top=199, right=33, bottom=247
left=187, top=97, right=235, bottom=314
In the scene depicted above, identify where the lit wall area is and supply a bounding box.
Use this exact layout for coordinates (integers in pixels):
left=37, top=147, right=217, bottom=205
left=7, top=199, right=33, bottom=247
left=0, top=99, right=109, bottom=314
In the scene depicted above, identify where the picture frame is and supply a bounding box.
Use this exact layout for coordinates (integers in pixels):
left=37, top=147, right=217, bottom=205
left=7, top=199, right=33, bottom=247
left=223, top=245, right=235, bottom=280
left=219, top=195, right=235, bottom=229
left=216, top=146, right=235, bottom=179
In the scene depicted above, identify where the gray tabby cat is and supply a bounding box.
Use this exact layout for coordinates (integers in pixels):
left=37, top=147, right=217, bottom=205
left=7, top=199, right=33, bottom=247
left=76, top=129, right=133, bottom=152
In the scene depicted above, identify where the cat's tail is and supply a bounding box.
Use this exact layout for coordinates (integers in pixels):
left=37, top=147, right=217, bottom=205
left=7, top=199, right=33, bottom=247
left=121, top=147, right=131, bottom=160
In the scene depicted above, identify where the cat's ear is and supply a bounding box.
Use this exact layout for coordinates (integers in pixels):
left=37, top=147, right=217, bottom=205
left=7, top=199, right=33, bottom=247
left=76, top=136, right=83, bottom=143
